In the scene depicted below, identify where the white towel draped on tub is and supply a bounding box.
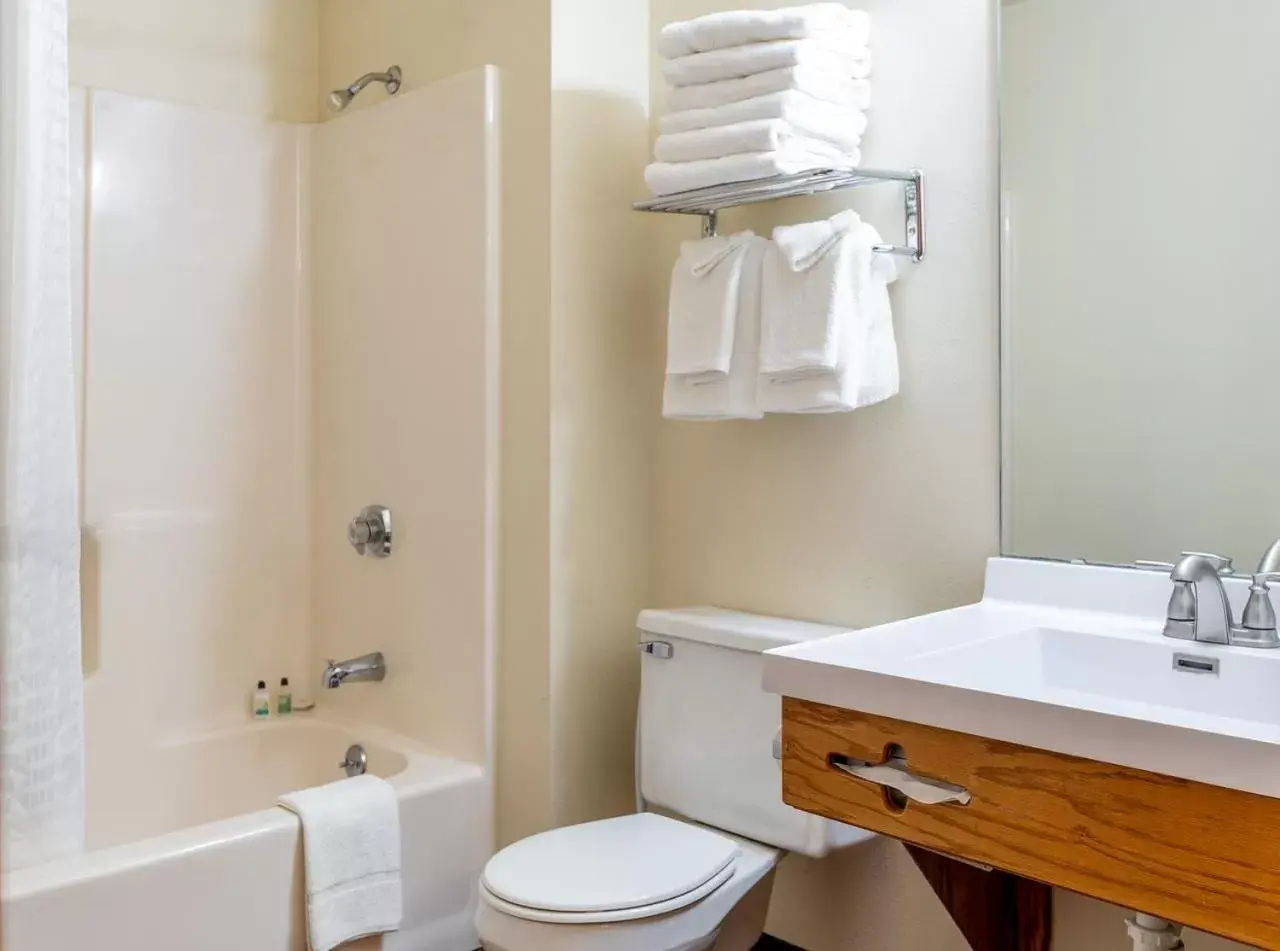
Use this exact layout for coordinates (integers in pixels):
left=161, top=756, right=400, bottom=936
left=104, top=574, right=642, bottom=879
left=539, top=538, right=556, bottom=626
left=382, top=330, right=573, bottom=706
left=667, top=65, right=872, bottom=113
left=662, top=37, right=873, bottom=87
left=279, top=775, right=403, bottom=951
left=759, top=219, right=899, bottom=413
left=658, top=3, right=871, bottom=58
left=665, top=235, right=768, bottom=420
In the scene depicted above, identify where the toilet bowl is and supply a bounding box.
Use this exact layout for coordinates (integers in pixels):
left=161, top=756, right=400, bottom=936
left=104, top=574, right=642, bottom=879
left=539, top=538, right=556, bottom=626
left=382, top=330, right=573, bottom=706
left=476, top=607, right=875, bottom=951
left=475, top=813, right=780, bottom=951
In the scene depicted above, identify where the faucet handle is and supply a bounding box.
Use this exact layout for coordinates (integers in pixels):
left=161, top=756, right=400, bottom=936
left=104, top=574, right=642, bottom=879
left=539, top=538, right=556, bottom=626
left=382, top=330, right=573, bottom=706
left=1133, top=560, right=1176, bottom=572
left=1180, top=552, right=1235, bottom=575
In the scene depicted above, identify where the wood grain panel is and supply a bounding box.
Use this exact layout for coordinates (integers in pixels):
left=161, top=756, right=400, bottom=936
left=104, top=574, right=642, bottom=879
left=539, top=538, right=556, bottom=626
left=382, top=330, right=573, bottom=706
left=907, top=845, right=1051, bottom=951
left=782, top=697, right=1280, bottom=950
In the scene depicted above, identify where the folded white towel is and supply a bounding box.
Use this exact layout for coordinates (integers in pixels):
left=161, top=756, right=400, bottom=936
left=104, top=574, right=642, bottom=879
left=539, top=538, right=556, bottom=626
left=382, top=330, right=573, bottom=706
left=659, top=4, right=871, bottom=59
left=655, top=119, right=859, bottom=164
left=645, top=146, right=860, bottom=196
left=759, top=221, right=899, bottom=413
left=279, top=776, right=403, bottom=951
left=665, top=235, right=767, bottom=420
left=760, top=210, right=861, bottom=382
left=667, top=231, right=755, bottom=383
left=660, top=90, right=868, bottom=146
left=662, top=38, right=873, bottom=87
left=667, top=65, right=872, bottom=113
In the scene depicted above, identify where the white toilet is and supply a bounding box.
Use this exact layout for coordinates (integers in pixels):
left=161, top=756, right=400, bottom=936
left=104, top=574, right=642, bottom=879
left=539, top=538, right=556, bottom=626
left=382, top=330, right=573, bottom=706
left=475, top=607, right=873, bottom=951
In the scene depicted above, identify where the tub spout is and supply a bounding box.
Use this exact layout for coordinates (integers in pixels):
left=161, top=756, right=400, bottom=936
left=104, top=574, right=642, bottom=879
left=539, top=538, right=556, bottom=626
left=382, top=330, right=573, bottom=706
left=322, top=652, right=386, bottom=689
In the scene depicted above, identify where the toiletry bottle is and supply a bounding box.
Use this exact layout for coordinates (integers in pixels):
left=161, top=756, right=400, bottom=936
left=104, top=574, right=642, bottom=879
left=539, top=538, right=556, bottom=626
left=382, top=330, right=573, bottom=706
left=253, top=680, right=270, bottom=719
left=277, top=677, right=292, bottom=715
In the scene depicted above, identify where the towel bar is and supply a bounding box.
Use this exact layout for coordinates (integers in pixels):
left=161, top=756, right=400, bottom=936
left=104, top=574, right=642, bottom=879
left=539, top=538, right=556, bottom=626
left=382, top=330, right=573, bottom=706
left=633, top=167, right=924, bottom=261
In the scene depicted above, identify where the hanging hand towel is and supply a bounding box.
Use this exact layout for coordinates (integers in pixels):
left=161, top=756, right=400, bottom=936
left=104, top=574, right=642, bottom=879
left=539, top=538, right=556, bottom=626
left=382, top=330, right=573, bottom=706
left=665, top=235, right=768, bottom=420
left=759, top=222, right=899, bottom=413
left=666, top=231, right=755, bottom=383
left=658, top=4, right=871, bottom=59
left=759, top=210, right=862, bottom=382
left=278, top=775, right=403, bottom=951
left=645, top=146, right=860, bottom=196
left=662, top=38, right=873, bottom=87
left=667, top=65, right=871, bottom=113
left=655, top=118, right=860, bottom=164
left=660, top=89, right=868, bottom=144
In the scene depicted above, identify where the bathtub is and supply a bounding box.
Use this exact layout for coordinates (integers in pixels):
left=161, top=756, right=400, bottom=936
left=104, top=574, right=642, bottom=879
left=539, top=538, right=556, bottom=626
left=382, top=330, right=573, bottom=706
left=1, top=717, right=490, bottom=951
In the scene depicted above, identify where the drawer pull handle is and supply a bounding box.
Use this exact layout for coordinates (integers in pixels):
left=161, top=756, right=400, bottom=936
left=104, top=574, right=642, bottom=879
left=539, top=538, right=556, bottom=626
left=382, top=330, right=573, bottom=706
left=830, top=753, right=972, bottom=806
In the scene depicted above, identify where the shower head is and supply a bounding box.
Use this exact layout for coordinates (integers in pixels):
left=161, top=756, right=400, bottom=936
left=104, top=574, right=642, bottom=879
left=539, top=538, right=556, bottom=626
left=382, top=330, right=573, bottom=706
left=327, top=65, right=402, bottom=112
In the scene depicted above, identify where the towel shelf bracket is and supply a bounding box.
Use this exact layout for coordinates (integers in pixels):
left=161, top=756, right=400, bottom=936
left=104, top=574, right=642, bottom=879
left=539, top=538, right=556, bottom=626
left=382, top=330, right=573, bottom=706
left=634, top=167, right=924, bottom=262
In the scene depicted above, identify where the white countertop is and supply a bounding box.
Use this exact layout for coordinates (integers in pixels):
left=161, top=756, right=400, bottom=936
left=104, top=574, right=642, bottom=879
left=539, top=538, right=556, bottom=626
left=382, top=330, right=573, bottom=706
left=763, top=557, right=1280, bottom=798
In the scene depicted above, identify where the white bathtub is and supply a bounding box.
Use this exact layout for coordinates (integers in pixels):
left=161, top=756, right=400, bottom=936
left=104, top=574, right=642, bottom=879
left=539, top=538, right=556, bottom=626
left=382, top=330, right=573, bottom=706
left=1, top=717, right=490, bottom=951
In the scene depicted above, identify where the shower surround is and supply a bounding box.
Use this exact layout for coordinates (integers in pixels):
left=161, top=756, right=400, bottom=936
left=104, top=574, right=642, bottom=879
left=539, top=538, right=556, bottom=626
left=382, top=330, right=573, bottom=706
left=2, top=69, right=499, bottom=951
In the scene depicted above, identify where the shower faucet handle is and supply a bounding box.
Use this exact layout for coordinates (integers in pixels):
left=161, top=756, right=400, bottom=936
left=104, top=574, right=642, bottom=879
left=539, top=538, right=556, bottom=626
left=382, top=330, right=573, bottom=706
left=348, top=505, right=392, bottom=558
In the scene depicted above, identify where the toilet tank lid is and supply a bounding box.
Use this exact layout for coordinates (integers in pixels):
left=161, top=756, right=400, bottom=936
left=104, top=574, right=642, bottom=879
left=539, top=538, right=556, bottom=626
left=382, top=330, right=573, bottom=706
left=637, top=607, right=854, bottom=654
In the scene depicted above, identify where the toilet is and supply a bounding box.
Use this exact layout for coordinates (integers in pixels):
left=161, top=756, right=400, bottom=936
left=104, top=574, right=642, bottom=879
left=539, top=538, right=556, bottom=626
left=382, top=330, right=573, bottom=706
left=475, top=607, right=873, bottom=951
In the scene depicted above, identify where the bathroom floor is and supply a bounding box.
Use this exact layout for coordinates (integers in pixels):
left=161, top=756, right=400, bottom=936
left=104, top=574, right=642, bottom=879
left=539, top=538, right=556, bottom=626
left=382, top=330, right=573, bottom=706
left=753, top=937, right=805, bottom=950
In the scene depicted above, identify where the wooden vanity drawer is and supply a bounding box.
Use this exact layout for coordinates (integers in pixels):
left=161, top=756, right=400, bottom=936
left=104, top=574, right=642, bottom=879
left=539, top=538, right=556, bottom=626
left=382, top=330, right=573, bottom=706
left=781, top=697, right=1280, bottom=949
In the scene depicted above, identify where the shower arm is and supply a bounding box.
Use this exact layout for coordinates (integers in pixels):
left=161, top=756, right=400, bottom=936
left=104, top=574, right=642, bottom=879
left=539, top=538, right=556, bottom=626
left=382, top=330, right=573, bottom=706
left=346, top=67, right=401, bottom=98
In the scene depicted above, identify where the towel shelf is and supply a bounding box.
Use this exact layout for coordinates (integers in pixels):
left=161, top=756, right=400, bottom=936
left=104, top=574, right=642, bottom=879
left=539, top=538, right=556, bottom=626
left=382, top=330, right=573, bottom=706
left=633, top=167, right=924, bottom=262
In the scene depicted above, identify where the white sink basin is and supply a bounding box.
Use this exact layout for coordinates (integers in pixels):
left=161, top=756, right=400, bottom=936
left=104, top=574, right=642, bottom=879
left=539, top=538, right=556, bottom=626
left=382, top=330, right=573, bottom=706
left=763, top=557, right=1280, bottom=798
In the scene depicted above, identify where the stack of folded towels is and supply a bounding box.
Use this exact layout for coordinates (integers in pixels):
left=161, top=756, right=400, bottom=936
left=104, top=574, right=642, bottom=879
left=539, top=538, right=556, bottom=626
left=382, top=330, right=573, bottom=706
left=663, top=211, right=898, bottom=420
left=647, top=3, right=873, bottom=196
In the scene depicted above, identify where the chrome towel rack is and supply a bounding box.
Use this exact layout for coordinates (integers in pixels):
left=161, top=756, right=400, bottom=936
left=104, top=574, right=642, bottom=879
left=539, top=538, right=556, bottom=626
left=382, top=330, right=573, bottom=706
left=633, top=167, right=924, bottom=262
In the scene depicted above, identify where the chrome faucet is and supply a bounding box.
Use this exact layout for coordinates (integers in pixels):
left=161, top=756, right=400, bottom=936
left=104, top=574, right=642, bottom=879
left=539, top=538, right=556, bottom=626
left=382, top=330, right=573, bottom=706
left=1163, top=553, right=1235, bottom=644
left=1157, top=544, right=1280, bottom=649
left=322, top=652, right=386, bottom=689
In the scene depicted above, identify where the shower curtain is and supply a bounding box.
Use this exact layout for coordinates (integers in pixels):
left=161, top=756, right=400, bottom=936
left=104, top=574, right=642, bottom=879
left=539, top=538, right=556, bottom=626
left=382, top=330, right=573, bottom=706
left=0, top=0, right=86, bottom=869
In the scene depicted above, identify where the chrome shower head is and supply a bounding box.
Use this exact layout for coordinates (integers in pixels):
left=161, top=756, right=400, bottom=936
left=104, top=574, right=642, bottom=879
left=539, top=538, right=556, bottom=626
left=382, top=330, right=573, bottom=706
left=327, top=65, right=402, bottom=112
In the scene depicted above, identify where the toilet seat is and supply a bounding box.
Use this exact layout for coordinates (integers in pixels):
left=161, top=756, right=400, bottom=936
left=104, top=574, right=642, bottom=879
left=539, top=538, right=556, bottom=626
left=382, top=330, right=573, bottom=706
left=480, top=813, right=741, bottom=924
left=479, top=862, right=736, bottom=925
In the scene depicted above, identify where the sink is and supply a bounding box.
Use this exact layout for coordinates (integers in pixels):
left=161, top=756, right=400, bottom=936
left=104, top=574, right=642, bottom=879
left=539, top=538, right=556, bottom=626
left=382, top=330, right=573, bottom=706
left=763, top=557, right=1280, bottom=798
left=904, top=625, right=1280, bottom=727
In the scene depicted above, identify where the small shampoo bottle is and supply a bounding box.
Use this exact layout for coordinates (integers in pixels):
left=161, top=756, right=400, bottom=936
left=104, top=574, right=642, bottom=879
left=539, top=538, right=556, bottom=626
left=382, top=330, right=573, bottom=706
left=252, top=680, right=270, bottom=719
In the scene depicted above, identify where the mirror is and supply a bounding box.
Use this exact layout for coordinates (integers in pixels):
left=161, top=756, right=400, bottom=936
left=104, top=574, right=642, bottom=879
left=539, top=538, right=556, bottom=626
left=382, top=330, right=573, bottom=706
left=1000, top=0, right=1280, bottom=568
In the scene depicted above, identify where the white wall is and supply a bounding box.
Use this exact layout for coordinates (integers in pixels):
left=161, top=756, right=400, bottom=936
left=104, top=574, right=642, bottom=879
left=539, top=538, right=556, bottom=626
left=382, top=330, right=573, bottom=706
left=68, top=0, right=319, bottom=120
left=1002, top=0, right=1280, bottom=567
left=309, top=70, right=499, bottom=772
left=647, top=0, right=998, bottom=948
left=79, top=90, right=311, bottom=839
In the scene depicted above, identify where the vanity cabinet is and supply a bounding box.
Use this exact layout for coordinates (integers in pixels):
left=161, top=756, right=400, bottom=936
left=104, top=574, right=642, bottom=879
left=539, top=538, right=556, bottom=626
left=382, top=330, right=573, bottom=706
left=781, top=697, right=1280, bottom=949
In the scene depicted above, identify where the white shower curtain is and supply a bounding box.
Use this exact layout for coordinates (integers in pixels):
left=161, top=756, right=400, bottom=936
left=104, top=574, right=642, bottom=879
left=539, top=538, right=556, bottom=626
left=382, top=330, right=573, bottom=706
left=0, top=0, right=86, bottom=869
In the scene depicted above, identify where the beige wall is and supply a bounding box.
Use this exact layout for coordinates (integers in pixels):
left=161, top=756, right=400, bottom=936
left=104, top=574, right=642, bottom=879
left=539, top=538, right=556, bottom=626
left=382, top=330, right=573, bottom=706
left=309, top=70, right=498, bottom=772
left=547, top=0, right=656, bottom=828
left=647, top=0, right=998, bottom=948
left=317, top=0, right=554, bottom=846
left=68, top=0, right=319, bottom=120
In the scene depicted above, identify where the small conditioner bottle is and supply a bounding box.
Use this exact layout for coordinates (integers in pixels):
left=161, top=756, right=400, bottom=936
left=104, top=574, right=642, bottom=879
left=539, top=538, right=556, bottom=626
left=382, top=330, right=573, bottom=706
left=277, top=677, right=292, bottom=715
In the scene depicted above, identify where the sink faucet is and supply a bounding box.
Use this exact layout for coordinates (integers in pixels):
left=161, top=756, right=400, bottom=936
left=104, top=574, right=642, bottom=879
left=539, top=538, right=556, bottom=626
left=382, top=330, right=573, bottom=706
left=1158, top=544, right=1280, bottom=649
left=1163, top=552, right=1235, bottom=645
left=322, top=652, right=386, bottom=689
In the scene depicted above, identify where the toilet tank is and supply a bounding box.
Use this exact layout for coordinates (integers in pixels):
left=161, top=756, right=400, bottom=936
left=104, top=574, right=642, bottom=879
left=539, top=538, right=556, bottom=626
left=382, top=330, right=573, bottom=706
left=637, top=607, right=875, bottom=858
